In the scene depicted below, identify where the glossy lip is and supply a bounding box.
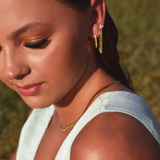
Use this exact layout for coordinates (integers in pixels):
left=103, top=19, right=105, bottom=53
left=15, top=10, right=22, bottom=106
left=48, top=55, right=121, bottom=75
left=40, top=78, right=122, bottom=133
left=16, top=83, right=43, bottom=96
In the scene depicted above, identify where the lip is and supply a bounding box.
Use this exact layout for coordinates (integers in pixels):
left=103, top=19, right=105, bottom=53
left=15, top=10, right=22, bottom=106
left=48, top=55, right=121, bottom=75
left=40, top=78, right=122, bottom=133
left=16, top=83, right=43, bottom=96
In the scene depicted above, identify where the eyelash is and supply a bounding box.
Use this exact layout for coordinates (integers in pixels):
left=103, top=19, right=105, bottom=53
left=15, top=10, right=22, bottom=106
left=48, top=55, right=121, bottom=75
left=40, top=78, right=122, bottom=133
left=0, top=38, right=50, bottom=52
left=24, top=38, right=50, bottom=49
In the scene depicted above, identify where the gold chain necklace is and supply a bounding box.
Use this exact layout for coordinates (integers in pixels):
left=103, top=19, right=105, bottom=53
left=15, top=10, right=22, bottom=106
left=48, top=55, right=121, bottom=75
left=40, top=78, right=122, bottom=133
left=60, top=80, right=120, bottom=131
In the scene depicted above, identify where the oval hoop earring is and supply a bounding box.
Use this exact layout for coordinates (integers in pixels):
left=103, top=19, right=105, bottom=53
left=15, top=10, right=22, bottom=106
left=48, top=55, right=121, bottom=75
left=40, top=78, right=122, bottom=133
left=94, top=35, right=98, bottom=48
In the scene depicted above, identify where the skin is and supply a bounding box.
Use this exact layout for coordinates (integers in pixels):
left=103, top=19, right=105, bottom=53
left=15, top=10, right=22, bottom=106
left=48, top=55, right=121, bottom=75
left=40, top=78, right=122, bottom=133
left=0, top=0, right=159, bottom=159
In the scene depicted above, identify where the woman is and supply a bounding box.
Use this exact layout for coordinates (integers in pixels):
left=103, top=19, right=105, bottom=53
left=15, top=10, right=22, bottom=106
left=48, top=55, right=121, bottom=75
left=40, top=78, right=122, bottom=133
left=0, top=0, right=159, bottom=159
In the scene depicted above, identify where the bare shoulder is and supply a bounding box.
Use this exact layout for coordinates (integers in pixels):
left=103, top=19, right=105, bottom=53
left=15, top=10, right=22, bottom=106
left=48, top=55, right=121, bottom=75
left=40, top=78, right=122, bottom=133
left=71, top=112, right=160, bottom=160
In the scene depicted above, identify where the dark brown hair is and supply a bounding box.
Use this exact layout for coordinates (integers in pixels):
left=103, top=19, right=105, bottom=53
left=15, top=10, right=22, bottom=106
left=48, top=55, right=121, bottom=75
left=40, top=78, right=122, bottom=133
left=56, top=0, right=133, bottom=90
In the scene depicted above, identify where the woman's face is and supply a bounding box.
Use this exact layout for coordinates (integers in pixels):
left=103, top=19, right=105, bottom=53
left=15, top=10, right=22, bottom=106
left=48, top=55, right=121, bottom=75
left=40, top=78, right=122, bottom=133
left=0, top=0, right=90, bottom=108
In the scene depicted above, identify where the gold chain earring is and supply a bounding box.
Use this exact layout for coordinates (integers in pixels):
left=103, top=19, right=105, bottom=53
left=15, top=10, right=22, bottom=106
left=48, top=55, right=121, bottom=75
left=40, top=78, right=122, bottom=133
left=98, top=24, right=104, bottom=54
left=94, top=35, right=98, bottom=48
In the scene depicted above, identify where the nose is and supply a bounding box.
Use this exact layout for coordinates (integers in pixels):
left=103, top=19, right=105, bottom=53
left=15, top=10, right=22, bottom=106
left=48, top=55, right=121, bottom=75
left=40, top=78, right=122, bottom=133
left=3, top=49, right=30, bottom=80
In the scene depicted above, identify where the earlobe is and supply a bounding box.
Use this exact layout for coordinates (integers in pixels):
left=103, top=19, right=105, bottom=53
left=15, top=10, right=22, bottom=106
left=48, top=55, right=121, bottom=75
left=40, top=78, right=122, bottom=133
left=88, top=0, right=106, bottom=38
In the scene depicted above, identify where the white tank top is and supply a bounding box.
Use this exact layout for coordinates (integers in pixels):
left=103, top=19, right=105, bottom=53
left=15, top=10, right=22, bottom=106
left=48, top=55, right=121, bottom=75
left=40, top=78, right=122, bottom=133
left=16, top=91, right=160, bottom=160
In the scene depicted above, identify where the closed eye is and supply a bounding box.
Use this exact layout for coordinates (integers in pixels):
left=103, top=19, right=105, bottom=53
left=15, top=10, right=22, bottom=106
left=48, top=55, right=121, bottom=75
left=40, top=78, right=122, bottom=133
left=24, top=38, right=50, bottom=49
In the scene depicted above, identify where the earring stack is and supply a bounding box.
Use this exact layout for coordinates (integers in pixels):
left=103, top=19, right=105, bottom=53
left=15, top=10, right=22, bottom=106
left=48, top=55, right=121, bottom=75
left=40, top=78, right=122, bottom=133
left=94, top=35, right=98, bottom=48
left=99, top=24, right=104, bottom=54
left=94, top=24, right=104, bottom=54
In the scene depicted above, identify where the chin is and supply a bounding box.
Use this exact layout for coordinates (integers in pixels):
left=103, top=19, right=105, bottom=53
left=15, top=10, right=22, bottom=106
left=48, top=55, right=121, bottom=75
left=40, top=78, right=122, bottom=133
left=21, top=96, right=54, bottom=109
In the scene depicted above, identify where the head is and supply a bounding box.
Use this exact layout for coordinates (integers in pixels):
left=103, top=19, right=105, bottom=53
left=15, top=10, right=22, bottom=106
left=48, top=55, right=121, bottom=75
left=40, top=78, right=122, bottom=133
left=0, top=0, right=132, bottom=108
left=56, top=0, right=133, bottom=90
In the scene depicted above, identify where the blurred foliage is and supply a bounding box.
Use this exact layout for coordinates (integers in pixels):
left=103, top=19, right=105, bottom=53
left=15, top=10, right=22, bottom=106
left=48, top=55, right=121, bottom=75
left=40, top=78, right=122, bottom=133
left=0, top=0, right=160, bottom=159
left=0, top=84, right=30, bottom=159
left=106, top=0, right=160, bottom=122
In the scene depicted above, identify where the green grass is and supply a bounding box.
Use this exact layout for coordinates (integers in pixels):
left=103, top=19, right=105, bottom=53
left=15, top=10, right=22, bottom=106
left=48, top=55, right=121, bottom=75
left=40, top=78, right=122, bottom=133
left=106, top=0, right=160, bottom=122
left=0, top=84, right=30, bottom=160
left=0, top=0, right=160, bottom=159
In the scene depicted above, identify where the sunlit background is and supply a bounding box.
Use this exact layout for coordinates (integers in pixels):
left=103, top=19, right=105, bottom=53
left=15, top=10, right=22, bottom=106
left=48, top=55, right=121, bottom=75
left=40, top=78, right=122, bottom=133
left=0, top=0, right=160, bottom=159
left=106, top=0, right=160, bottom=121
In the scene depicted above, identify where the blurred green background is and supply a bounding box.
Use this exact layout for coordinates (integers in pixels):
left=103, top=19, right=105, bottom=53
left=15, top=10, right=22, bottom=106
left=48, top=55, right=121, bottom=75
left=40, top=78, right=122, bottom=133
left=0, top=0, right=160, bottom=159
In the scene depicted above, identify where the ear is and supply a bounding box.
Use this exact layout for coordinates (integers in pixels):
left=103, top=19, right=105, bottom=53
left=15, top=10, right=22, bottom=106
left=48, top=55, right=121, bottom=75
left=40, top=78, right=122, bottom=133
left=88, top=0, right=106, bottom=38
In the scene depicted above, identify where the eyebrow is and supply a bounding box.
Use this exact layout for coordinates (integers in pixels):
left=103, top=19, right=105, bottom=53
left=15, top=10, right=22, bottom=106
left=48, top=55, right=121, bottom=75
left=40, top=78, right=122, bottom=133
left=8, top=22, right=52, bottom=40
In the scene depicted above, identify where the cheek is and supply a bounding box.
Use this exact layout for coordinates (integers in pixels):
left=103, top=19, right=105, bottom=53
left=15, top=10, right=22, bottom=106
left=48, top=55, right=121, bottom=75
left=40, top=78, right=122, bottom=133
left=29, top=31, right=87, bottom=102
left=0, top=57, right=7, bottom=87
left=0, top=62, right=3, bottom=80
left=34, top=25, right=87, bottom=83
left=38, top=44, right=86, bottom=86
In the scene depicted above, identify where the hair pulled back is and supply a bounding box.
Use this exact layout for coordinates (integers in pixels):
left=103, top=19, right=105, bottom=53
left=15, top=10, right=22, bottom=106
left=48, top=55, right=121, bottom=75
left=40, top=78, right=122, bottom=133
left=56, top=0, right=133, bottom=90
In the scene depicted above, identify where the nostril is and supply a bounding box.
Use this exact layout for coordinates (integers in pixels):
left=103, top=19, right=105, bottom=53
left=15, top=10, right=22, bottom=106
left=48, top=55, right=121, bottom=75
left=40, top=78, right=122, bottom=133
left=16, top=74, right=26, bottom=80
left=3, top=63, right=31, bottom=80
left=3, top=48, right=31, bottom=80
left=16, top=69, right=31, bottom=80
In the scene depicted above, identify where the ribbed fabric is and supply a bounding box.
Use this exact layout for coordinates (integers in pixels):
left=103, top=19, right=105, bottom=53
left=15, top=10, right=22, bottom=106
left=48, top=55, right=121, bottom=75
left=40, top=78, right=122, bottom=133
left=16, top=91, right=160, bottom=160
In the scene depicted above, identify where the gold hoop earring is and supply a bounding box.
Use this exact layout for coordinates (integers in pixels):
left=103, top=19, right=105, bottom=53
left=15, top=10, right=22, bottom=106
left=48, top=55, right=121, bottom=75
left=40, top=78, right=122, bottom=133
left=98, top=24, right=104, bottom=54
left=94, top=35, right=98, bottom=48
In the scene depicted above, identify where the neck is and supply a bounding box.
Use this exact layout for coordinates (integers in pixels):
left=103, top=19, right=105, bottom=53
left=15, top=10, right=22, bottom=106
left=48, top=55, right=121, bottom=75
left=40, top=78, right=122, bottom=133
left=54, top=66, right=116, bottom=129
left=53, top=43, right=117, bottom=129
